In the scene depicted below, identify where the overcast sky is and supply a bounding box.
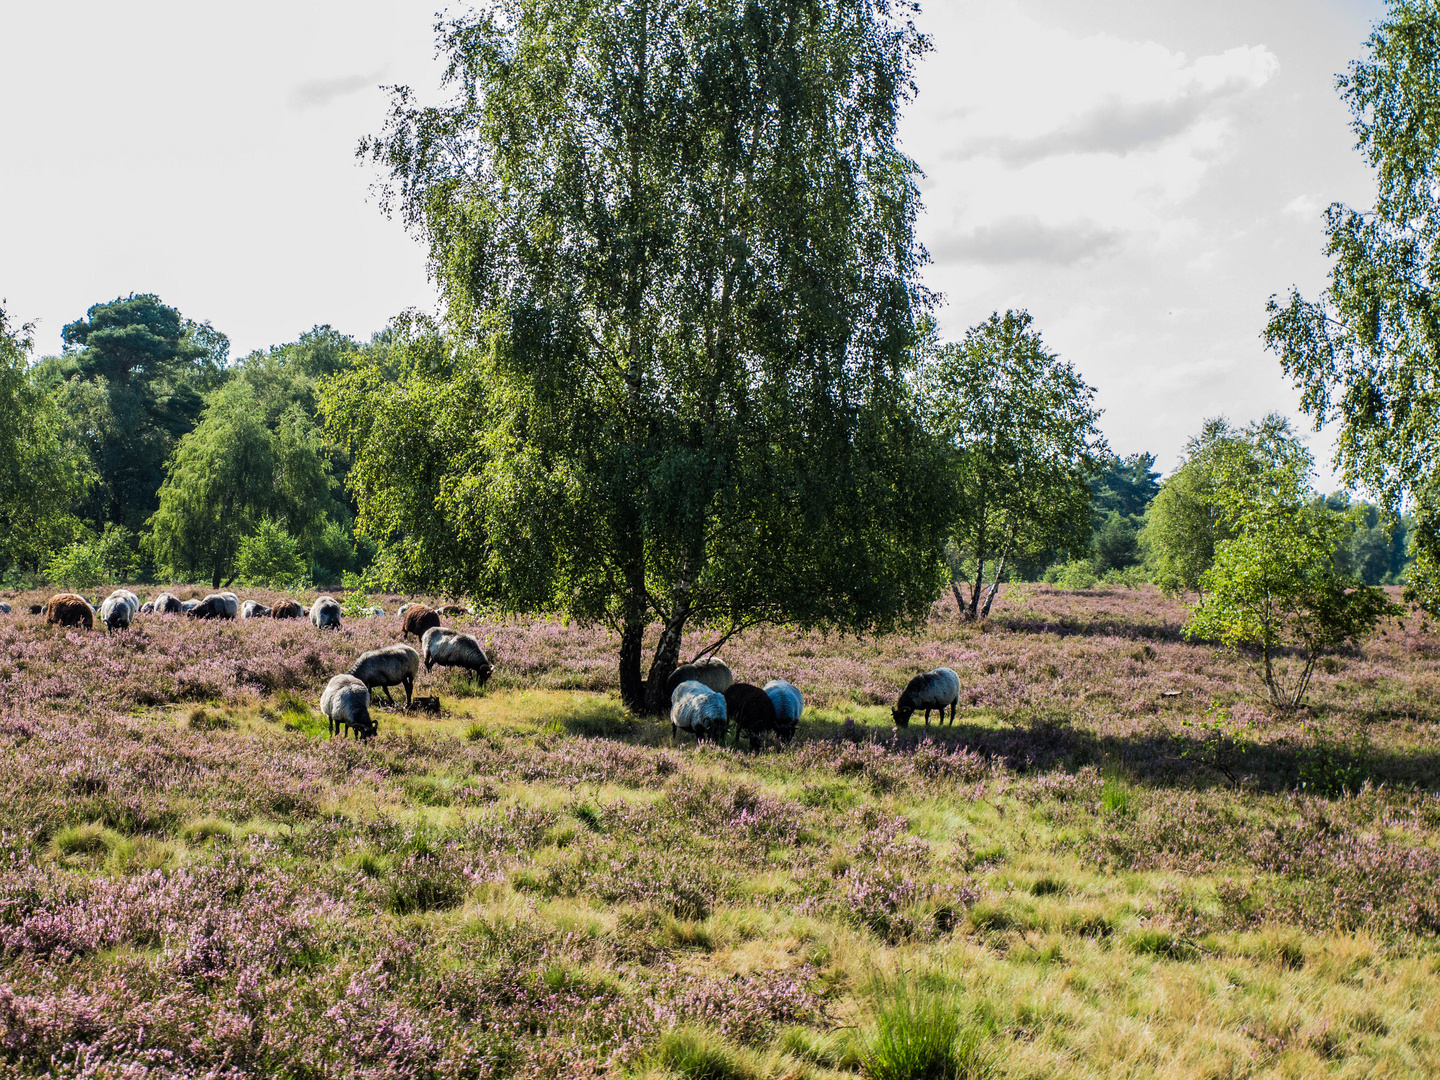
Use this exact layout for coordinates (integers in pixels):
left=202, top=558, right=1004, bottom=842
left=1, top=0, right=1389, bottom=481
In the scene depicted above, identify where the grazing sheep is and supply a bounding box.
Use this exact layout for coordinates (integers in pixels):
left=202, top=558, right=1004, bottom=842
left=181, top=599, right=199, bottom=614
left=100, top=590, right=137, bottom=632
left=401, top=604, right=441, bottom=641
left=241, top=600, right=271, bottom=619
left=763, top=680, right=804, bottom=744
left=891, top=667, right=960, bottom=727
left=438, top=604, right=470, bottom=618
left=367, top=607, right=385, bottom=617
left=45, top=594, right=94, bottom=630
left=28, top=605, right=42, bottom=615
left=724, top=682, right=778, bottom=750
left=671, top=680, right=729, bottom=743
left=321, top=673, right=376, bottom=740
left=270, top=598, right=303, bottom=619
left=396, top=602, right=416, bottom=619
left=420, top=626, right=492, bottom=687
left=310, top=595, right=341, bottom=629
left=347, top=644, right=421, bottom=707
left=150, top=592, right=183, bottom=615
left=0, top=603, right=9, bottom=614
left=139, top=601, right=153, bottom=614
left=664, top=657, right=734, bottom=700
left=187, top=593, right=236, bottom=620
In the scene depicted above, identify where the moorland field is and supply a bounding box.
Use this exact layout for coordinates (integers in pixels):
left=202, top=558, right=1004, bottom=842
left=0, top=583, right=1438, bottom=1078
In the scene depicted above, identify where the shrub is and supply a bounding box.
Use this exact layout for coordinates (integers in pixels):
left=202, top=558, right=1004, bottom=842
left=1044, top=558, right=1097, bottom=590
left=235, top=519, right=310, bottom=589
left=861, top=978, right=991, bottom=1080
left=45, top=541, right=106, bottom=590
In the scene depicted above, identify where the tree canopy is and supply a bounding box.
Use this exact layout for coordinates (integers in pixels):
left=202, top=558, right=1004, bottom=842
left=340, top=0, right=951, bottom=712
left=919, top=310, right=1106, bottom=619
left=1264, top=0, right=1440, bottom=614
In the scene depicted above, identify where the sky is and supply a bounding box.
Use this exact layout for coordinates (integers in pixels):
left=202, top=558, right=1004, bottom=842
left=0, top=0, right=1391, bottom=481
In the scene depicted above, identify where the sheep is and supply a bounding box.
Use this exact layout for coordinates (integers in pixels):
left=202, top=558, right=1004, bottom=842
left=217, top=592, right=239, bottom=618
left=346, top=644, right=420, bottom=707
left=420, top=626, right=493, bottom=687
left=891, top=667, right=960, bottom=727
left=401, top=604, right=441, bottom=641
left=763, top=679, right=804, bottom=744
left=310, top=595, right=342, bottom=629
left=367, top=607, right=385, bottom=618
left=181, top=599, right=199, bottom=614
left=321, top=673, right=376, bottom=740
left=100, top=590, right=137, bottom=633
left=664, top=657, right=734, bottom=700
left=270, top=598, right=303, bottom=619
left=724, top=682, right=778, bottom=750
left=45, top=594, right=94, bottom=630
left=438, top=604, right=470, bottom=618
left=671, top=680, right=729, bottom=743
left=187, top=593, right=236, bottom=620
left=241, top=600, right=271, bottom=619
left=0, top=603, right=9, bottom=615
left=396, top=602, right=416, bottom=619
left=139, top=601, right=153, bottom=614
left=28, top=605, right=42, bottom=615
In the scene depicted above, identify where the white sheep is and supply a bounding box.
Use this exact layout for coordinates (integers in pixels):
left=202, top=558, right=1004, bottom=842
left=100, top=590, right=138, bottom=633
left=670, top=680, right=728, bottom=744
left=241, top=600, right=271, bottom=619
left=763, top=679, right=804, bottom=744
left=347, top=644, right=421, bottom=706
left=310, top=595, right=341, bottom=630
left=420, top=626, right=492, bottom=687
left=320, top=673, right=375, bottom=739
left=891, top=667, right=961, bottom=727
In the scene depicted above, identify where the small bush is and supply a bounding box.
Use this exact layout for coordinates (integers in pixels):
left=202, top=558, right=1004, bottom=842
left=236, top=520, right=310, bottom=589
left=861, top=978, right=991, bottom=1080
left=45, top=542, right=106, bottom=590
left=1044, top=558, right=1098, bottom=590
left=51, top=822, right=128, bottom=860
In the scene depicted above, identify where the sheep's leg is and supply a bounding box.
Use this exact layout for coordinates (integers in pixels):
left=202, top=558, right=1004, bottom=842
left=381, top=685, right=395, bottom=705
left=403, top=676, right=413, bottom=707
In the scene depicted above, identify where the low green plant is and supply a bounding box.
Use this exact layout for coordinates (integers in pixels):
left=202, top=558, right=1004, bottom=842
left=1100, top=770, right=1135, bottom=815
left=1044, top=558, right=1097, bottom=590
left=1175, top=700, right=1256, bottom=789
left=1296, top=720, right=1372, bottom=796
left=861, top=977, right=991, bottom=1080
left=236, top=519, right=311, bottom=589
left=649, top=1026, right=758, bottom=1080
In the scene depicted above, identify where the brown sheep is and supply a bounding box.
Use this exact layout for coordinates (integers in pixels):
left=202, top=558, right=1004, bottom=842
left=45, top=593, right=94, bottom=630
left=401, top=604, right=441, bottom=641
left=271, top=599, right=303, bottom=619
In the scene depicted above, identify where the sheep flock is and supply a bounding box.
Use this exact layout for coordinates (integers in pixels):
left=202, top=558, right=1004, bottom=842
left=13, top=589, right=961, bottom=746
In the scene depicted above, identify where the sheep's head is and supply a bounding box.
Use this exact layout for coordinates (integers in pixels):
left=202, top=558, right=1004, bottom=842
left=890, top=706, right=912, bottom=727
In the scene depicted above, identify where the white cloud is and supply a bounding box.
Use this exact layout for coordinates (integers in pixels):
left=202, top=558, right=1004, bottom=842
left=289, top=70, right=384, bottom=110
left=1283, top=193, right=1326, bottom=221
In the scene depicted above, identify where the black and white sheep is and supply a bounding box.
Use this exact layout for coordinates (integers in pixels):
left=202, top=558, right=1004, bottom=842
left=150, top=592, right=183, bottom=615
left=181, top=599, right=199, bottom=614
left=724, top=682, right=778, bottom=750
left=310, top=595, right=342, bottom=630
left=187, top=593, right=237, bottom=620
left=347, top=644, right=420, bottom=707
left=241, top=600, right=271, bottom=619
left=321, top=674, right=376, bottom=739
left=664, top=657, right=734, bottom=700
left=763, top=679, right=804, bottom=744
left=670, top=680, right=728, bottom=743
left=0, top=603, right=10, bottom=615
left=891, top=667, right=960, bottom=727
left=100, top=590, right=138, bottom=632
left=420, top=626, right=492, bottom=687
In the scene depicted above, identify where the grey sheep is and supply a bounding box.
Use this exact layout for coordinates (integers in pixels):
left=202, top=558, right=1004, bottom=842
left=241, top=599, right=271, bottom=619
left=670, top=680, right=728, bottom=743
left=181, top=599, right=199, bottom=614
left=0, top=603, right=10, bottom=614
left=891, top=667, right=960, bottom=727
left=420, top=626, right=492, bottom=687
left=310, top=595, right=341, bottom=629
left=139, top=602, right=153, bottom=614
left=664, top=657, right=734, bottom=700
left=100, top=590, right=138, bottom=633
left=187, top=593, right=237, bottom=620
left=321, top=673, right=375, bottom=739
left=347, top=643, right=420, bottom=706
left=763, top=679, right=804, bottom=744
left=151, top=592, right=183, bottom=615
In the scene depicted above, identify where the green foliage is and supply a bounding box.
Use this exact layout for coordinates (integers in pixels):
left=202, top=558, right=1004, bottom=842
left=1263, top=1, right=1440, bottom=615
left=1183, top=450, right=1403, bottom=709
left=1142, top=416, right=1308, bottom=597
left=45, top=542, right=107, bottom=591
left=1090, top=452, right=1161, bottom=522
left=54, top=293, right=226, bottom=533
left=90, top=524, right=139, bottom=582
left=235, top=520, right=311, bottom=589
left=1296, top=720, right=1373, bottom=796
left=0, top=304, right=88, bottom=571
left=921, top=310, right=1106, bottom=619
left=343, top=0, right=951, bottom=713
left=1093, top=511, right=1140, bottom=575
left=861, top=978, right=991, bottom=1080
left=148, top=382, right=336, bottom=588
left=1044, top=558, right=1098, bottom=590
left=650, top=1027, right=759, bottom=1080
left=1175, top=701, right=1257, bottom=788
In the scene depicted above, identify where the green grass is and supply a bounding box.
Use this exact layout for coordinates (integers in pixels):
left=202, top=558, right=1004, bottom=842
left=861, top=977, right=992, bottom=1080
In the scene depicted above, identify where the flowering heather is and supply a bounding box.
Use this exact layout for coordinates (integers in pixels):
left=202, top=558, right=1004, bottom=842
left=0, top=583, right=1438, bottom=1075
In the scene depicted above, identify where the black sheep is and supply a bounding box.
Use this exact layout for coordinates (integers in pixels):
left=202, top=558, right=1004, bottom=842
left=723, top=682, right=778, bottom=751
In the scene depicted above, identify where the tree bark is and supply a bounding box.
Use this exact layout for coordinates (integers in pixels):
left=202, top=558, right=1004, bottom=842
left=619, top=618, right=647, bottom=714
left=644, top=608, right=690, bottom=716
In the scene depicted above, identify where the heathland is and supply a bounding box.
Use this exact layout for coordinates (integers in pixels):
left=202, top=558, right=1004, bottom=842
left=0, top=583, right=1437, bottom=1078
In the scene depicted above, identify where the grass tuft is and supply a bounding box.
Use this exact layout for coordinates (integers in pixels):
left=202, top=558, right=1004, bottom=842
left=860, top=977, right=991, bottom=1080
left=649, top=1026, right=759, bottom=1080
left=182, top=816, right=236, bottom=844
